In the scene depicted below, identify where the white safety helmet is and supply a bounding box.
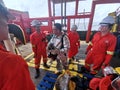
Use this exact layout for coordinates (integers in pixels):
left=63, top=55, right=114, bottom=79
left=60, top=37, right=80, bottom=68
left=103, top=66, right=116, bottom=76
left=71, top=25, right=78, bottom=30
left=100, top=16, right=115, bottom=25
left=31, top=20, right=41, bottom=26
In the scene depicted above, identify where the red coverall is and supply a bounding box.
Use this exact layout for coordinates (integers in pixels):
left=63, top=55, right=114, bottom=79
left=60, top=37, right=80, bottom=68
left=0, top=45, right=35, bottom=90
left=85, top=32, right=116, bottom=74
left=68, top=31, right=80, bottom=58
left=30, top=31, right=47, bottom=69
left=89, top=75, right=114, bottom=90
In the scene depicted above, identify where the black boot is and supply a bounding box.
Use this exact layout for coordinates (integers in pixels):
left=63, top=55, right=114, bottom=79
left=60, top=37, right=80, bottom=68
left=43, top=62, right=50, bottom=68
left=69, top=57, right=74, bottom=64
left=35, top=68, right=40, bottom=79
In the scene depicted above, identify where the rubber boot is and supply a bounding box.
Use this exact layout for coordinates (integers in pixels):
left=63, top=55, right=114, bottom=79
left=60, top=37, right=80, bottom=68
left=35, top=68, right=40, bottom=79
left=43, top=62, right=50, bottom=68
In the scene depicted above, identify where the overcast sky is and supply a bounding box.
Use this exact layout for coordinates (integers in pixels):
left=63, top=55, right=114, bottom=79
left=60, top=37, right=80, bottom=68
left=3, top=0, right=120, bottom=30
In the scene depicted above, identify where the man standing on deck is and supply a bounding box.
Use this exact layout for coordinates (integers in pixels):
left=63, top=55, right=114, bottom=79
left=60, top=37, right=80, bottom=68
left=47, top=23, right=70, bottom=74
left=30, top=20, right=49, bottom=79
left=68, top=25, right=80, bottom=63
left=85, top=16, right=117, bottom=75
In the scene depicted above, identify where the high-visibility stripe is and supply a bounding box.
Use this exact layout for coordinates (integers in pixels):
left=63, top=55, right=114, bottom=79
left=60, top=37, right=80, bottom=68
left=106, top=51, right=114, bottom=55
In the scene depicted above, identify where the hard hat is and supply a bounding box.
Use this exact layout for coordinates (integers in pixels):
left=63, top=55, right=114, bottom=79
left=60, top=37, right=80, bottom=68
left=71, top=25, right=78, bottom=30
left=103, top=66, right=116, bottom=76
left=31, top=20, right=41, bottom=26
left=100, top=16, right=115, bottom=25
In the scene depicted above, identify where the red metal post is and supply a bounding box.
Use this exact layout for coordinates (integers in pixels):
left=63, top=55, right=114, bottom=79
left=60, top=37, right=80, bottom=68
left=75, top=0, right=79, bottom=16
left=52, top=0, right=55, bottom=23
left=86, top=1, right=95, bottom=43
left=67, top=18, right=70, bottom=32
left=48, top=0, right=52, bottom=17
left=64, top=0, right=66, bottom=26
left=48, top=0, right=52, bottom=32
left=61, top=0, right=63, bottom=25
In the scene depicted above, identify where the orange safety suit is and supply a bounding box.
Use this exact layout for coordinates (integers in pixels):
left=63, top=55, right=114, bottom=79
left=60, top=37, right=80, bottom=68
left=68, top=31, right=80, bottom=58
left=89, top=75, right=114, bottom=90
left=30, top=31, right=47, bottom=69
left=85, top=32, right=116, bottom=74
left=0, top=45, right=35, bottom=90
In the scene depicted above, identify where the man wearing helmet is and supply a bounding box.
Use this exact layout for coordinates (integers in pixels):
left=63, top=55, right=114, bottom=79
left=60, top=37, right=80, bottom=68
left=68, top=25, right=80, bottom=63
left=30, top=20, right=49, bottom=79
left=85, top=16, right=117, bottom=75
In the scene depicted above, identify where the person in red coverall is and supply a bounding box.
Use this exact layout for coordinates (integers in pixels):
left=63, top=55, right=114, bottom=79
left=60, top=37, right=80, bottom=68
left=85, top=16, right=117, bottom=75
left=68, top=25, right=80, bottom=63
left=89, top=66, right=118, bottom=90
left=30, top=20, right=49, bottom=79
left=0, top=1, right=35, bottom=90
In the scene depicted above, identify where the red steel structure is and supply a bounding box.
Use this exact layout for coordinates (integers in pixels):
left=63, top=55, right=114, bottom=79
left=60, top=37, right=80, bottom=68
left=86, top=0, right=120, bottom=42
left=30, top=0, right=120, bottom=42
left=8, top=0, right=120, bottom=42
left=8, top=9, right=31, bottom=41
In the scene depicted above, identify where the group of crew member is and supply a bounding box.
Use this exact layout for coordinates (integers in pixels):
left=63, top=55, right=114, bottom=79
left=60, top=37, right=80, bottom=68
left=30, top=20, right=80, bottom=77
left=0, top=0, right=119, bottom=89
left=30, top=15, right=118, bottom=90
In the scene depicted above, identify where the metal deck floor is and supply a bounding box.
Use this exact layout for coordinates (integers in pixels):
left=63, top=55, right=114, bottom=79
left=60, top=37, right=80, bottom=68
left=18, top=42, right=120, bottom=87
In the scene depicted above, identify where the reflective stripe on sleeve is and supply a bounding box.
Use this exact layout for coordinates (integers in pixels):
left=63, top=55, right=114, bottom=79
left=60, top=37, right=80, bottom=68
left=106, top=51, right=114, bottom=55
